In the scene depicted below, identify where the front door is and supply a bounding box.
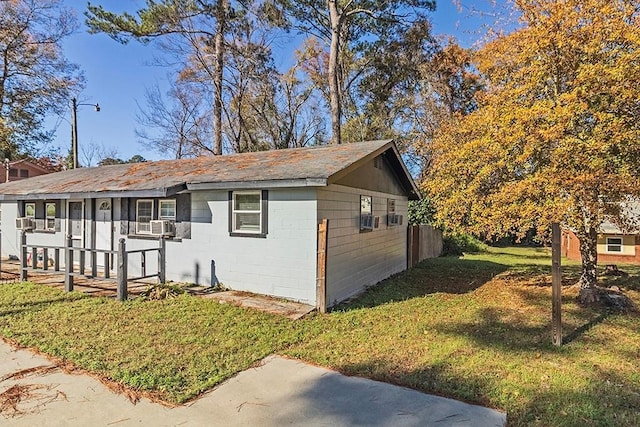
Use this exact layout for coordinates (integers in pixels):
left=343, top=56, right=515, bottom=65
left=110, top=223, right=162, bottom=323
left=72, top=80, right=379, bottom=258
left=68, top=201, right=84, bottom=247
left=95, top=199, right=113, bottom=267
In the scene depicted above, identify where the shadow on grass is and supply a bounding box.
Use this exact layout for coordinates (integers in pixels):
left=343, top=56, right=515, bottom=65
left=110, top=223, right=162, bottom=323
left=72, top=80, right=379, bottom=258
left=336, top=258, right=509, bottom=311
left=0, top=296, right=80, bottom=317
left=434, top=306, right=552, bottom=352
left=516, top=366, right=640, bottom=426
left=563, top=312, right=610, bottom=345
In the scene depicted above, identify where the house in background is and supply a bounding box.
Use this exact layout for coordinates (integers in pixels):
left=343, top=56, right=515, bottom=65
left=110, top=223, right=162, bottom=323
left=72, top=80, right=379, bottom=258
left=0, top=159, right=53, bottom=183
left=562, top=221, right=640, bottom=265
left=0, top=140, right=420, bottom=308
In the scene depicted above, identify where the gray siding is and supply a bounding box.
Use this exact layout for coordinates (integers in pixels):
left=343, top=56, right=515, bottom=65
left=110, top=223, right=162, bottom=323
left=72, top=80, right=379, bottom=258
left=335, top=154, right=406, bottom=196
left=318, top=184, right=408, bottom=306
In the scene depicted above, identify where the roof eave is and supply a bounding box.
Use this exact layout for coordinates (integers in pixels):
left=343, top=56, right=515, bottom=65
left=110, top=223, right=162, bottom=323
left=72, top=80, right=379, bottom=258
left=186, top=178, right=328, bottom=191
left=0, top=183, right=187, bottom=201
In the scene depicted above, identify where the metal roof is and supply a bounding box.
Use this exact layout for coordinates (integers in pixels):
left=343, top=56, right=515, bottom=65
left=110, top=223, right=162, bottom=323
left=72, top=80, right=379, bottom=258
left=0, top=140, right=420, bottom=200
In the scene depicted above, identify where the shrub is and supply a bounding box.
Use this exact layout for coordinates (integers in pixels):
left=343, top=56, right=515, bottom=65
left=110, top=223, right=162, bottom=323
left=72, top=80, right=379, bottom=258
left=442, top=231, right=487, bottom=256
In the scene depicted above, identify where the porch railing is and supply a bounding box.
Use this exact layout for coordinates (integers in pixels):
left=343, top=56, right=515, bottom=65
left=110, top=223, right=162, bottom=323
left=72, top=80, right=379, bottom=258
left=20, top=232, right=166, bottom=301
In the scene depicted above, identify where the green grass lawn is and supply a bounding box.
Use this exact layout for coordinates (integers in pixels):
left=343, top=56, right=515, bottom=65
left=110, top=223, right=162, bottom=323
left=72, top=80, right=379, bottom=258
left=1, top=246, right=639, bottom=426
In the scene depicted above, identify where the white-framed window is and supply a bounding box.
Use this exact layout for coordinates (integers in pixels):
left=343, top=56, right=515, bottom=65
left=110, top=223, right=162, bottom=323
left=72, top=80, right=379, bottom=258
left=360, top=195, right=373, bottom=231
left=25, top=202, right=35, bottom=219
left=136, top=199, right=154, bottom=234
left=45, top=202, right=56, bottom=231
left=159, top=199, right=176, bottom=220
left=232, top=191, right=262, bottom=233
left=387, top=199, right=395, bottom=226
left=606, top=237, right=623, bottom=253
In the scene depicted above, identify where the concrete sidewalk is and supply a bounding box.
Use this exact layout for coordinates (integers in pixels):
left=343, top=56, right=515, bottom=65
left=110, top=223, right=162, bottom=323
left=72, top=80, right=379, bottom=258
left=0, top=341, right=506, bottom=426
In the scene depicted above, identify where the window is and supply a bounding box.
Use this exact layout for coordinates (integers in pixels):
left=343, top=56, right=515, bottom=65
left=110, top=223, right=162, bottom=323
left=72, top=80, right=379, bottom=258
left=45, top=203, right=56, bottom=231
left=25, top=203, right=35, bottom=218
left=606, top=237, right=623, bottom=253
left=19, top=169, right=29, bottom=178
left=159, top=199, right=176, bottom=220
left=360, top=195, right=373, bottom=231
left=387, top=199, right=395, bottom=226
left=136, top=200, right=153, bottom=234
left=9, top=169, right=17, bottom=177
left=232, top=191, right=262, bottom=233
left=229, top=190, right=268, bottom=237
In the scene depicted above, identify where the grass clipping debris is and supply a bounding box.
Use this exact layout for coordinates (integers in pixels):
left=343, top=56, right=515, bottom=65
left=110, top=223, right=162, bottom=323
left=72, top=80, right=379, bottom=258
left=0, top=365, right=66, bottom=418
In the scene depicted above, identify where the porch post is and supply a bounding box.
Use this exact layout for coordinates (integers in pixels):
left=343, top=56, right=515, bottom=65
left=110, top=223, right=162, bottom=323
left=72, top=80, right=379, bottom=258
left=65, top=235, right=74, bottom=292
left=158, top=236, right=166, bottom=284
left=117, top=238, right=127, bottom=301
left=20, top=231, right=27, bottom=281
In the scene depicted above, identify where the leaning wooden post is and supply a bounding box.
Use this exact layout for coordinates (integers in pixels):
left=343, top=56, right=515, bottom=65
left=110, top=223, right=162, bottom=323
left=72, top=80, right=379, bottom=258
left=552, top=222, right=562, bottom=346
left=64, top=235, right=74, bottom=292
left=158, top=236, right=166, bottom=284
left=316, top=219, right=328, bottom=313
left=20, top=231, right=27, bottom=281
left=117, top=238, right=128, bottom=301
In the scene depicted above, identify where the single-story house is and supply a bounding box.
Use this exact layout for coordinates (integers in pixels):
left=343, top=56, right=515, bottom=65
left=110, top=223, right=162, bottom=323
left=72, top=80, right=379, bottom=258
left=0, top=158, right=54, bottom=183
left=562, top=221, right=640, bottom=264
left=0, top=140, right=420, bottom=308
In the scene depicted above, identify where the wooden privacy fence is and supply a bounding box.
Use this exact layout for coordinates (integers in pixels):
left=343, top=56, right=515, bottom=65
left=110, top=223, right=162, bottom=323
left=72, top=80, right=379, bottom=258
left=407, top=224, right=443, bottom=268
left=20, top=232, right=166, bottom=301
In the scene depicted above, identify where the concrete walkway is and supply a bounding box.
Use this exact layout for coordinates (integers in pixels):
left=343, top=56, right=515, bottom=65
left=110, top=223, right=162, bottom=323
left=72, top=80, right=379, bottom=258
left=0, top=341, right=506, bottom=426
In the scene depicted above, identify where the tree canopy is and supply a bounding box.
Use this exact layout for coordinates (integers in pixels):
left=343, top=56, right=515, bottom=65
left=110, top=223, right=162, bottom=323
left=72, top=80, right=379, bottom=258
left=277, top=0, right=436, bottom=145
left=0, top=0, right=84, bottom=159
left=425, top=0, right=640, bottom=301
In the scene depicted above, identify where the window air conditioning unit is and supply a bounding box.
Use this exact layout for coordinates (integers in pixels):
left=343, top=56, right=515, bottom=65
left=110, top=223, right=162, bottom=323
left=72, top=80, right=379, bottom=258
left=389, top=214, right=403, bottom=226
left=360, top=214, right=374, bottom=230
left=150, top=220, right=175, bottom=237
left=16, top=217, right=34, bottom=230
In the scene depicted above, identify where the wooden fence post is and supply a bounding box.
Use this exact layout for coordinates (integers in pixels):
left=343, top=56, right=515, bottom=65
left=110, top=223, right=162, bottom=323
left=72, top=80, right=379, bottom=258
left=104, top=252, right=110, bottom=279
left=552, top=222, right=562, bottom=346
left=117, top=238, right=128, bottom=301
left=91, top=251, right=97, bottom=278
left=43, top=248, right=49, bottom=271
left=158, top=236, right=166, bottom=284
left=79, top=249, right=85, bottom=276
left=31, top=247, right=37, bottom=269
left=65, top=235, right=74, bottom=292
left=316, top=219, right=328, bottom=313
left=20, top=231, right=27, bottom=281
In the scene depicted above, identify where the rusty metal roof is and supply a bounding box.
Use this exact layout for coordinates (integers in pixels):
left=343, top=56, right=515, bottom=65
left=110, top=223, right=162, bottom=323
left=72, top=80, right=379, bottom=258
left=0, top=140, right=419, bottom=200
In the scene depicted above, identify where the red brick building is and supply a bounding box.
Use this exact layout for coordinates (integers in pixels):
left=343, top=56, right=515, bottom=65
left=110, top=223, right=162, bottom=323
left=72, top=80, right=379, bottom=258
left=0, top=159, right=53, bottom=184
left=562, top=228, right=640, bottom=264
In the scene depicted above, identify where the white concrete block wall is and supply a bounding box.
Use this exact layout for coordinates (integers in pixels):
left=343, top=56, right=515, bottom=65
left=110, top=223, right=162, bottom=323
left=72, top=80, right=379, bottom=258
left=1, top=201, right=69, bottom=262
left=121, top=188, right=319, bottom=305
left=317, top=184, right=408, bottom=306
left=1, top=202, right=22, bottom=258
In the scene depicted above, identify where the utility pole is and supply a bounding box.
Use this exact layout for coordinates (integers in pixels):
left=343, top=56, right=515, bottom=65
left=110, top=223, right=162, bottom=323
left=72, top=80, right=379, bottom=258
left=71, top=98, right=100, bottom=169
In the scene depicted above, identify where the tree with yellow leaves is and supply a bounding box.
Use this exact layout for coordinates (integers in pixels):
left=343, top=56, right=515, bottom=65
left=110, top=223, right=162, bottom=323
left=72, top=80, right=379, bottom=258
left=425, top=0, right=640, bottom=303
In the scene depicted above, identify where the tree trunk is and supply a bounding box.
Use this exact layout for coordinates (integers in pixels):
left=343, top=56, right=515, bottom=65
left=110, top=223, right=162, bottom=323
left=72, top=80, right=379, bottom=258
left=328, top=0, right=342, bottom=145
left=213, top=0, right=227, bottom=155
left=577, top=226, right=599, bottom=304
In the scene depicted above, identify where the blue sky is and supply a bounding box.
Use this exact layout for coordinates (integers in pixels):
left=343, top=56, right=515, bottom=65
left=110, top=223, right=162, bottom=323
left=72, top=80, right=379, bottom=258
left=48, top=0, right=506, bottom=164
